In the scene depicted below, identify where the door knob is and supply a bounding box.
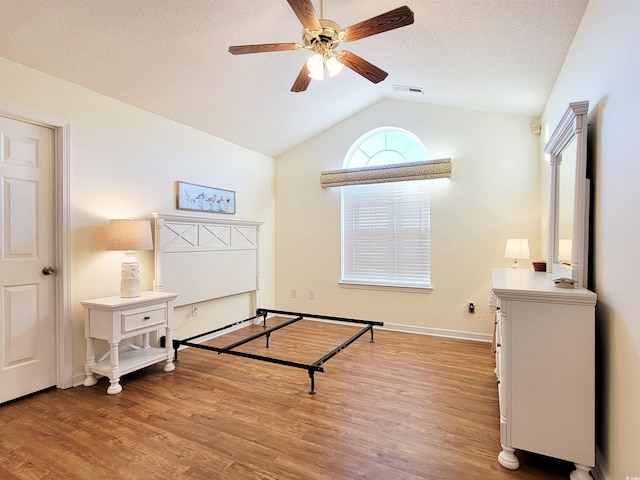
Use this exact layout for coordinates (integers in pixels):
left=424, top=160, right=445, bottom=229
left=42, top=266, right=55, bottom=276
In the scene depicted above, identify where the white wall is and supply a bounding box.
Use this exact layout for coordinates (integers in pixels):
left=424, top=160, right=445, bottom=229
left=0, top=57, right=276, bottom=384
left=541, top=1, right=640, bottom=478
left=276, top=99, right=540, bottom=336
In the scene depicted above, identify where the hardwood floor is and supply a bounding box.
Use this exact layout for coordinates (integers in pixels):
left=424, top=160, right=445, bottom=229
left=0, top=318, right=575, bottom=479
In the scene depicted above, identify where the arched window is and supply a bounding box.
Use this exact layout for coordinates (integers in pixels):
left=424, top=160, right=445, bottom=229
left=341, top=127, right=431, bottom=289
left=343, top=127, right=427, bottom=167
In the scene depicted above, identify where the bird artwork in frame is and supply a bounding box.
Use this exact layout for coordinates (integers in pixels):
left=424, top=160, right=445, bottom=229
left=177, top=181, right=236, bottom=214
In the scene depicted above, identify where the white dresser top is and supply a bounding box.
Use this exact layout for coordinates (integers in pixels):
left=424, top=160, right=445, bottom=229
left=492, top=268, right=596, bottom=305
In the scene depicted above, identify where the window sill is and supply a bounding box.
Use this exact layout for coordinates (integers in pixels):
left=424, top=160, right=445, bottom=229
left=339, top=282, right=433, bottom=294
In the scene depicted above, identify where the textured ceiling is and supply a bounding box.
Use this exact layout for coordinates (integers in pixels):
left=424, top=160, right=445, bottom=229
left=0, top=0, right=588, bottom=157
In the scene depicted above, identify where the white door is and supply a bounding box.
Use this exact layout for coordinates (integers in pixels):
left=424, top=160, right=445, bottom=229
left=0, top=115, right=56, bottom=404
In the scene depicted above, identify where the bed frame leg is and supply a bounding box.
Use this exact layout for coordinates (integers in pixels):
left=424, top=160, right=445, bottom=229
left=265, top=332, right=271, bottom=348
left=370, top=326, right=375, bottom=343
left=308, top=369, right=316, bottom=394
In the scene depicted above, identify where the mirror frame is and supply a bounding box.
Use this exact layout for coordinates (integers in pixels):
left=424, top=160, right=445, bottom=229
left=544, top=101, right=589, bottom=287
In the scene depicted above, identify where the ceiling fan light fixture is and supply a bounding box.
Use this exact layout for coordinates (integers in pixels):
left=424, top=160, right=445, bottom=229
left=325, top=55, right=344, bottom=77
left=306, top=53, right=324, bottom=80
left=229, top=2, right=415, bottom=92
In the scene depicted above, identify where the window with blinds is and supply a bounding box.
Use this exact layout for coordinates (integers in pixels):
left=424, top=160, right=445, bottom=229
left=340, top=127, right=432, bottom=289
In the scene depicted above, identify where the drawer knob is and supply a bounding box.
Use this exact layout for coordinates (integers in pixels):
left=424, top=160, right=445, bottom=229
left=143, top=316, right=151, bottom=320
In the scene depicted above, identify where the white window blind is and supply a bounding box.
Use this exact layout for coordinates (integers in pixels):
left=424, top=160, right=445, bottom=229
left=342, top=180, right=431, bottom=288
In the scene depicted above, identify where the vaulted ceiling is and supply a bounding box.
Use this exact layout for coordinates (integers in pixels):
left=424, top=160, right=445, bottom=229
left=0, top=1, right=589, bottom=157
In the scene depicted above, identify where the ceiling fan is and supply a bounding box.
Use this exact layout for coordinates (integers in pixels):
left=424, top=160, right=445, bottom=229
left=228, top=0, right=414, bottom=92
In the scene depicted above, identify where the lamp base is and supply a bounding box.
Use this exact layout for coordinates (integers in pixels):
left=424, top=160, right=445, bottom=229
left=120, top=260, right=141, bottom=298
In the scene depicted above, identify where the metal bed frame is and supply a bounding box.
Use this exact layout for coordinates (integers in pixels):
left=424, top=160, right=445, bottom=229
left=171, top=308, right=383, bottom=394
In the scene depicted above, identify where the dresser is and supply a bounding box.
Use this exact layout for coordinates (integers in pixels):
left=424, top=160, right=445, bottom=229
left=491, top=268, right=596, bottom=480
left=81, top=291, right=178, bottom=394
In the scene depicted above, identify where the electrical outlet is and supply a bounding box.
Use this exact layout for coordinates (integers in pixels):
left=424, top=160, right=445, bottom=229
left=291, top=289, right=297, bottom=298
left=468, top=302, right=475, bottom=314
left=192, top=305, right=199, bottom=317
left=309, top=290, right=315, bottom=300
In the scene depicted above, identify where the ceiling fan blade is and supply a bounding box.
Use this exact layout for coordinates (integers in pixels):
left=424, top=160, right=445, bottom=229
left=338, top=51, right=388, bottom=84
left=287, top=0, right=321, bottom=30
left=228, top=43, right=300, bottom=55
left=291, top=63, right=312, bottom=92
left=342, top=6, right=414, bottom=42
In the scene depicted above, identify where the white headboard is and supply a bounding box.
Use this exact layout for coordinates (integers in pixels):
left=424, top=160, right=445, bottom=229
left=152, top=213, right=262, bottom=307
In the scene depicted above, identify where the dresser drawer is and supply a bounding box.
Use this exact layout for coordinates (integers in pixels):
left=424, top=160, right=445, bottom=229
left=122, top=306, right=166, bottom=333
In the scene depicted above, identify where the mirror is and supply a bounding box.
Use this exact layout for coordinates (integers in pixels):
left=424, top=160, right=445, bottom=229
left=544, top=101, right=589, bottom=287
left=557, top=138, right=576, bottom=263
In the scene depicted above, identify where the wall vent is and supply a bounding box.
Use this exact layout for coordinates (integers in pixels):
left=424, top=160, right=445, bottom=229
left=393, top=85, right=424, bottom=94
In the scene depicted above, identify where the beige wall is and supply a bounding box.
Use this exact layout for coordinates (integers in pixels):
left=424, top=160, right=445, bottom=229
left=541, top=1, right=640, bottom=478
left=275, top=100, right=540, bottom=336
left=0, top=58, right=276, bottom=384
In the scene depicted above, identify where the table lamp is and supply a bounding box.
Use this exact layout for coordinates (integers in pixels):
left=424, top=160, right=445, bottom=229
left=504, top=238, right=530, bottom=268
left=558, top=239, right=572, bottom=265
left=107, top=219, right=153, bottom=297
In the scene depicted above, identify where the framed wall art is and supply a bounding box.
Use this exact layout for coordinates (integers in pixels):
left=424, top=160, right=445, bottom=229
left=176, top=181, right=236, bottom=214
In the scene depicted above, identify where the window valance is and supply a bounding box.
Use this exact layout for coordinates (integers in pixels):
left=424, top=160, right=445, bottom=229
left=320, top=158, right=451, bottom=189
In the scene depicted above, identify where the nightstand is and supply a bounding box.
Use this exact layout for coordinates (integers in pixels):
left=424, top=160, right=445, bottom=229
left=81, top=291, right=178, bottom=394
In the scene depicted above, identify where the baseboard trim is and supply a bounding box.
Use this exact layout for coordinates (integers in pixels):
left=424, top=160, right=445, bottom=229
left=380, top=322, right=492, bottom=343
left=72, top=373, right=87, bottom=387
left=297, top=317, right=491, bottom=343
left=170, top=319, right=492, bottom=354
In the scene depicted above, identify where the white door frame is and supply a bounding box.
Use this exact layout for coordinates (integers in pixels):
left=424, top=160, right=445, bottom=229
left=1, top=103, right=72, bottom=389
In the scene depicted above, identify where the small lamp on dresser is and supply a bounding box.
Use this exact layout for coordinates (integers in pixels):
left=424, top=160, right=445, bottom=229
left=107, top=219, right=153, bottom=297
left=504, top=238, right=530, bottom=268
left=558, top=238, right=572, bottom=265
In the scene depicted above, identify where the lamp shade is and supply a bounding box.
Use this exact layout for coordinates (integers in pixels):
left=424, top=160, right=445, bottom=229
left=107, top=219, right=153, bottom=251
left=504, top=238, right=530, bottom=260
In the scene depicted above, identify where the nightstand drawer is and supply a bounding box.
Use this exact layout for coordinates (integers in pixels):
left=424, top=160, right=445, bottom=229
left=122, top=306, right=166, bottom=333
